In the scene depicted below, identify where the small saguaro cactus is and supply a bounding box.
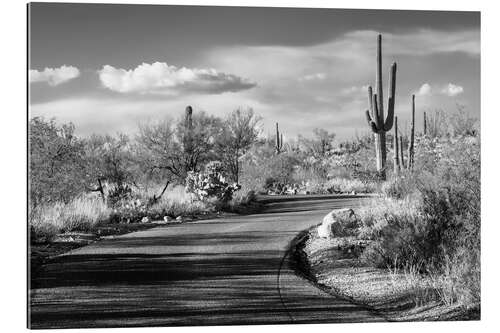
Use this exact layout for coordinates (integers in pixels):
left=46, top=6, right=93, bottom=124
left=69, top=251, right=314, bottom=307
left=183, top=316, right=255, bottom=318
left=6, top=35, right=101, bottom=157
left=399, top=135, right=405, bottom=169
left=185, top=105, right=193, bottom=130
left=423, top=111, right=427, bottom=136
left=407, top=95, right=416, bottom=170
left=364, top=34, right=397, bottom=180
left=393, top=116, right=400, bottom=175
left=184, top=105, right=194, bottom=171
left=275, top=122, right=284, bottom=154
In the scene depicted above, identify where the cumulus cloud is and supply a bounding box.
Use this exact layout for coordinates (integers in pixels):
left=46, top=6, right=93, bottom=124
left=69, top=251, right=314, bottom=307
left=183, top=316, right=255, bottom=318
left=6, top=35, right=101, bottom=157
left=299, top=73, right=326, bottom=82
left=29, top=65, right=80, bottom=86
left=98, top=62, right=256, bottom=95
left=441, top=83, right=464, bottom=96
left=340, top=85, right=370, bottom=95
left=416, top=83, right=433, bottom=96
left=415, top=83, right=464, bottom=97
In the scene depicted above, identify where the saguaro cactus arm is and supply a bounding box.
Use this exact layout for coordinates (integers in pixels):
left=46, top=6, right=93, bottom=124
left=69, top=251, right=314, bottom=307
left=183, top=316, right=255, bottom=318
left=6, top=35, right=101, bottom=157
left=383, top=62, right=397, bottom=131
left=376, top=34, right=384, bottom=118
left=275, top=122, right=283, bottom=153
left=365, top=110, right=378, bottom=132
left=367, top=86, right=381, bottom=129
left=365, top=64, right=397, bottom=134
left=393, top=116, right=400, bottom=173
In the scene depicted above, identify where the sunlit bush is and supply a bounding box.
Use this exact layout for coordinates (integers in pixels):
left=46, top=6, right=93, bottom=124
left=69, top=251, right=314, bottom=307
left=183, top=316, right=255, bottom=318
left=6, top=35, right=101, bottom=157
left=186, top=161, right=241, bottom=202
left=358, top=133, right=480, bottom=308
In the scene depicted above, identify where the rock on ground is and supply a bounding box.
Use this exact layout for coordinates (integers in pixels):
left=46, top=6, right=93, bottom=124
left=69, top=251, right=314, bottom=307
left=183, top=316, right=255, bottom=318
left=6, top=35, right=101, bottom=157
left=317, top=208, right=357, bottom=239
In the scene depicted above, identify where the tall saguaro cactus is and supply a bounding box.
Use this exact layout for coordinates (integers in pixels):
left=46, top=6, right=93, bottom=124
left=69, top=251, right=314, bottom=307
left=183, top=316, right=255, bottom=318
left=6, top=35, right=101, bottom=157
left=184, top=105, right=194, bottom=172
left=364, top=34, right=397, bottom=180
left=393, top=116, right=400, bottom=175
left=407, top=95, right=416, bottom=169
left=275, top=122, right=283, bottom=154
left=399, top=135, right=405, bottom=169
left=423, top=111, right=427, bottom=136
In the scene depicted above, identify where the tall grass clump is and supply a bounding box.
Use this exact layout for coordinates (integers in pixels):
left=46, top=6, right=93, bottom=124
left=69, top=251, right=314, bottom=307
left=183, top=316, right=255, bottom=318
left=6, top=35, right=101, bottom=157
left=381, top=170, right=418, bottom=199
left=30, top=195, right=111, bottom=242
left=146, top=185, right=212, bottom=218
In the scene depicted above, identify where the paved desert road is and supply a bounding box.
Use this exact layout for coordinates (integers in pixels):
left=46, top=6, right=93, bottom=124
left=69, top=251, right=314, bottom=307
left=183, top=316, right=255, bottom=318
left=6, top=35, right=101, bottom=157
left=29, top=195, right=385, bottom=328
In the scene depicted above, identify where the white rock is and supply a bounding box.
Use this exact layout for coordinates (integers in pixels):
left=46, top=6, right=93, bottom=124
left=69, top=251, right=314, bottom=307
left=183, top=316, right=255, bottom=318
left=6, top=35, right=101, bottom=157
left=317, top=208, right=356, bottom=239
left=141, top=216, right=150, bottom=223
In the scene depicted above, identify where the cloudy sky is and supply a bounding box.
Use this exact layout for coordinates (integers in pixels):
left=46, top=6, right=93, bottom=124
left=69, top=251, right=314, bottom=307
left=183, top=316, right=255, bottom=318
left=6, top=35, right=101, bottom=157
left=29, top=3, right=480, bottom=139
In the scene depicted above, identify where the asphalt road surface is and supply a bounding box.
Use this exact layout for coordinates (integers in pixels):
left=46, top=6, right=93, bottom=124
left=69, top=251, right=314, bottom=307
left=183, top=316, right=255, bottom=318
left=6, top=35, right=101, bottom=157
left=29, top=195, right=385, bottom=328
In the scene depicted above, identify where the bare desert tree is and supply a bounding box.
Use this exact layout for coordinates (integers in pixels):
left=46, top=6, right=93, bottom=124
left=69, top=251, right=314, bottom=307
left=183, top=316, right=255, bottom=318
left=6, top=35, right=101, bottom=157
left=176, top=109, right=222, bottom=175
left=84, top=133, right=134, bottom=202
left=216, top=108, right=261, bottom=183
left=135, top=118, right=179, bottom=200
left=29, top=117, right=87, bottom=207
left=298, top=128, right=336, bottom=157
left=136, top=111, right=222, bottom=196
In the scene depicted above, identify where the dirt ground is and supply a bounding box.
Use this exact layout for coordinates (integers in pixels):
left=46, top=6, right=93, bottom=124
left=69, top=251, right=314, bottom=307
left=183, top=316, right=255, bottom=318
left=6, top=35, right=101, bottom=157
left=291, top=226, right=480, bottom=322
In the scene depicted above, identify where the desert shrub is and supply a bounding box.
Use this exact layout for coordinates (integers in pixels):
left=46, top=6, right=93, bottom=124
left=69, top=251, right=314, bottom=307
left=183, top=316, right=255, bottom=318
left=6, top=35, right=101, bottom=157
left=240, top=148, right=301, bottom=193
left=362, top=138, right=479, bottom=265
left=29, top=205, right=62, bottom=242
left=358, top=197, right=425, bottom=267
left=425, top=109, right=448, bottom=138
left=437, top=247, right=480, bottom=306
left=449, top=105, right=478, bottom=137
left=107, top=184, right=133, bottom=207
left=381, top=172, right=418, bottom=199
left=327, top=138, right=379, bottom=182
left=265, top=153, right=302, bottom=185
left=186, top=161, right=241, bottom=202
left=108, top=197, right=148, bottom=223
left=359, top=134, right=480, bottom=307
left=295, top=177, right=377, bottom=195
left=388, top=262, right=442, bottom=306
left=301, top=179, right=326, bottom=194
left=112, top=184, right=213, bottom=221
left=29, top=117, right=87, bottom=207
left=223, top=190, right=262, bottom=214
left=147, top=189, right=211, bottom=218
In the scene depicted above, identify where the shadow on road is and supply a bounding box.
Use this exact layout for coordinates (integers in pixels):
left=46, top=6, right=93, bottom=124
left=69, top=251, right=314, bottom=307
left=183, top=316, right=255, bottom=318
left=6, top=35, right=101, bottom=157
left=30, top=195, right=380, bottom=328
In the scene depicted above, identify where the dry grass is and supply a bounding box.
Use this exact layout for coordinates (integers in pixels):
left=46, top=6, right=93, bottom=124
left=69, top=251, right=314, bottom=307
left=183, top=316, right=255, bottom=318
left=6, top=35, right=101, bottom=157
left=303, top=226, right=478, bottom=321
left=29, top=194, right=111, bottom=241
left=356, top=196, right=421, bottom=239
left=29, top=185, right=215, bottom=241
left=356, top=192, right=479, bottom=310
left=146, top=185, right=212, bottom=218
